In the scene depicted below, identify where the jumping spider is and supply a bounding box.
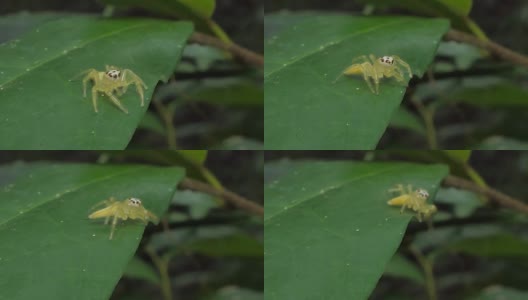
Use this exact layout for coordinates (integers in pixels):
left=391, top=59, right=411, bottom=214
left=335, top=55, right=412, bottom=94
left=81, top=65, right=147, bottom=114
left=387, top=184, right=437, bottom=222
left=88, top=197, right=158, bottom=240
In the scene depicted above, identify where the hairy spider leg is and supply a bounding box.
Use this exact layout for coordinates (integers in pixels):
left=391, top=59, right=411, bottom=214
left=392, top=55, right=412, bottom=78
left=387, top=67, right=406, bottom=83
left=103, top=91, right=129, bottom=114
left=345, top=62, right=378, bottom=94
left=109, top=215, right=118, bottom=240
left=82, top=70, right=97, bottom=97
left=90, top=197, right=116, bottom=211
left=91, top=86, right=100, bottom=113
left=122, top=70, right=147, bottom=107
left=368, top=54, right=378, bottom=65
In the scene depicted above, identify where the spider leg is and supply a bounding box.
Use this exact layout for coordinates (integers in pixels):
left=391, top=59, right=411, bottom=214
left=368, top=54, right=378, bottom=65
left=388, top=184, right=404, bottom=194
left=82, top=74, right=92, bottom=98
left=390, top=68, right=406, bottom=83
left=91, top=87, right=99, bottom=113
left=362, top=62, right=380, bottom=94
left=351, top=55, right=370, bottom=64
left=109, top=215, right=118, bottom=240
left=104, top=91, right=129, bottom=114
left=90, top=198, right=116, bottom=211
left=392, top=56, right=412, bottom=79
left=122, top=70, right=147, bottom=107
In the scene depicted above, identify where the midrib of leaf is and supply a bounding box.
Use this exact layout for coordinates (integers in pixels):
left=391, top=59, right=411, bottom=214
left=0, top=21, right=152, bottom=89
left=264, top=165, right=402, bottom=224
left=0, top=165, right=148, bottom=228
left=264, top=19, right=411, bottom=78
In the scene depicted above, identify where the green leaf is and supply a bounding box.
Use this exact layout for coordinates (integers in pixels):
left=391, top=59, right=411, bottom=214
left=475, top=136, right=528, bottom=150
left=264, top=14, right=449, bottom=149
left=172, top=190, right=219, bottom=219
left=438, top=0, right=473, bottom=15
left=0, top=162, right=184, bottom=300
left=123, top=257, right=161, bottom=285
left=183, top=234, right=263, bottom=257
left=447, top=234, right=528, bottom=257
left=447, top=83, right=528, bottom=108
left=443, top=150, right=471, bottom=163
left=389, top=107, right=426, bottom=135
left=187, top=79, right=264, bottom=108
left=0, top=11, right=67, bottom=43
left=213, top=136, right=264, bottom=150
left=177, top=150, right=208, bottom=165
left=384, top=254, right=425, bottom=285
left=0, top=16, right=193, bottom=150
left=435, top=187, right=482, bottom=218
left=469, top=286, right=528, bottom=300
left=102, top=0, right=215, bottom=18
left=206, top=287, right=263, bottom=300
left=137, top=111, right=166, bottom=136
left=101, top=0, right=230, bottom=43
left=357, top=0, right=484, bottom=38
left=265, top=160, right=448, bottom=300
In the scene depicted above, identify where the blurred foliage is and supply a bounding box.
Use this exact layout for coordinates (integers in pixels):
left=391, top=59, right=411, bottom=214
left=265, top=150, right=528, bottom=300
left=0, top=0, right=263, bottom=150
left=266, top=0, right=528, bottom=150
left=0, top=150, right=263, bottom=300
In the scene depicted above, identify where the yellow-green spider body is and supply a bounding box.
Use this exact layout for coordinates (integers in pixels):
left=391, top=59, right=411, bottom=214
left=81, top=65, right=147, bottom=114
left=387, top=184, right=436, bottom=222
left=335, top=55, right=412, bottom=94
left=89, top=197, right=158, bottom=240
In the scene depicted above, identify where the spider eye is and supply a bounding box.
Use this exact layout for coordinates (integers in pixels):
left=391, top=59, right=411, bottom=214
left=417, top=189, right=429, bottom=198
left=106, top=70, right=120, bottom=79
left=128, top=198, right=142, bottom=206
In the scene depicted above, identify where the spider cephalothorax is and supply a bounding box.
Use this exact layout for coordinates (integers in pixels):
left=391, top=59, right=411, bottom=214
left=334, top=54, right=412, bottom=94
left=80, top=65, right=147, bottom=114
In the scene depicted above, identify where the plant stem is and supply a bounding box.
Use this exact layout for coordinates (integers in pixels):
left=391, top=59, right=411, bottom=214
left=411, top=97, right=438, bottom=149
left=146, top=247, right=172, bottom=300
left=443, top=174, right=528, bottom=214
left=152, top=99, right=178, bottom=149
left=189, top=32, right=263, bottom=68
left=409, top=246, right=437, bottom=300
left=445, top=29, right=528, bottom=69
left=179, top=177, right=263, bottom=217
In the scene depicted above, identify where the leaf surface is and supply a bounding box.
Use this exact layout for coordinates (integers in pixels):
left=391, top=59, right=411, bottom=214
left=0, top=16, right=193, bottom=149
left=264, top=160, right=448, bottom=300
left=0, top=162, right=184, bottom=300
left=264, top=14, right=449, bottom=149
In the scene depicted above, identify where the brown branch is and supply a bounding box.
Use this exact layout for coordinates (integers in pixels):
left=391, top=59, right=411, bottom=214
left=444, top=29, right=528, bottom=69
left=442, top=174, right=528, bottom=214
left=179, top=177, right=263, bottom=217
left=189, top=32, right=263, bottom=68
